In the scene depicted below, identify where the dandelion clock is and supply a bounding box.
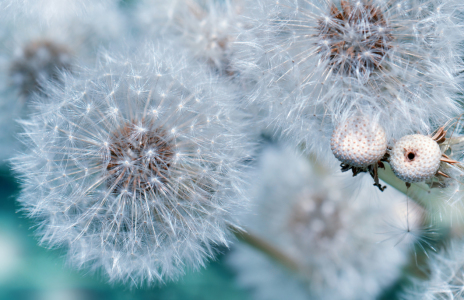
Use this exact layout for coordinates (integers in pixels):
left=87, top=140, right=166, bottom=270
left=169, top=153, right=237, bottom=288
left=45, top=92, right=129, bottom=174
left=11, top=43, right=253, bottom=286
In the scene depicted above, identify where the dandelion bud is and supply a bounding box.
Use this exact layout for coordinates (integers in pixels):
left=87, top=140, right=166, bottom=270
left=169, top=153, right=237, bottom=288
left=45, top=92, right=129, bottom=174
left=330, top=117, right=387, bottom=168
left=389, top=134, right=441, bottom=183
left=12, top=44, right=252, bottom=285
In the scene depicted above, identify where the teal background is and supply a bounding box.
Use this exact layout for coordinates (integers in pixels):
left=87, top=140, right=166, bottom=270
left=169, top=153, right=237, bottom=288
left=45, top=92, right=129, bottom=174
left=0, top=167, right=251, bottom=300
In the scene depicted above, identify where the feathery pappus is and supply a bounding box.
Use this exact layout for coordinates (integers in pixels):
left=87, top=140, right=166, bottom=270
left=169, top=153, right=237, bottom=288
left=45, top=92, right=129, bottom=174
left=11, top=43, right=254, bottom=285
left=231, top=0, right=464, bottom=161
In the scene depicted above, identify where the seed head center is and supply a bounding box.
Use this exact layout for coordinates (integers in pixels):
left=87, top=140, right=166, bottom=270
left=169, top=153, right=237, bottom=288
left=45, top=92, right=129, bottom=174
left=405, top=150, right=417, bottom=162
left=317, top=0, right=392, bottom=76
left=106, top=121, right=174, bottom=193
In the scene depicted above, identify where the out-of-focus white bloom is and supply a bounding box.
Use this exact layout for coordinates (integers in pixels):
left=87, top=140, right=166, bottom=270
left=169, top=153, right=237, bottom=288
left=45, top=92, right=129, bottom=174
left=232, top=0, right=464, bottom=158
left=228, top=145, right=418, bottom=300
left=135, top=0, right=247, bottom=74
left=1, top=0, right=120, bottom=25
left=0, top=1, right=126, bottom=162
left=11, top=44, right=253, bottom=286
left=402, top=240, right=464, bottom=300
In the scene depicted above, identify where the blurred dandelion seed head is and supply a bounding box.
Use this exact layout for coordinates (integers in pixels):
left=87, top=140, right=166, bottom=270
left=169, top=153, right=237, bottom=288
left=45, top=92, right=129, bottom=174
left=9, top=39, right=73, bottom=96
left=136, top=0, right=245, bottom=74
left=229, top=145, right=411, bottom=300
left=287, top=188, right=342, bottom=244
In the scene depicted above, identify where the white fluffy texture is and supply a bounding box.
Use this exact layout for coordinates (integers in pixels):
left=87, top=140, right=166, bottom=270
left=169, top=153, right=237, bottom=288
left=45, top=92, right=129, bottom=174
left=331, top=116, right=387, bottom=167
left=0, top=1, right=126, bottom=162
left=403, top=240, right=464, bottom=300
left=228, top=145, right=412, bottom=300
left=1, top=0, right=119, bottom=25
left=9, top=41, right=73, bottom=97
left=135, top=0, right=247, bottom=74
left=11, top=45, right=252, bottom=286
left=232, top=0, right=464, bottom=158
left=390, top=134, right=442, bottom=183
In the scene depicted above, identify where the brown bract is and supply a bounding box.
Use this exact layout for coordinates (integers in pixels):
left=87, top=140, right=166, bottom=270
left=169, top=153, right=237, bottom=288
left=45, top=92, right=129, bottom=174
left=317, top=0, right=393, bottom=76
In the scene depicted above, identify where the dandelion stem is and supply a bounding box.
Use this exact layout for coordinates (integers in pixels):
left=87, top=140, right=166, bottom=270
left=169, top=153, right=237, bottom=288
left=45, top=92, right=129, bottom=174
left=378, top=163, right=459, bottom=225
left=229, top=225, right=299, bottom=272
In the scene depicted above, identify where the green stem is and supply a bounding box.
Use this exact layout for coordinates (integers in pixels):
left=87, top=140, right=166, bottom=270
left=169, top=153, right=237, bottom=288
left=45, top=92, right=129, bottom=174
left=229, top=225, right=299, bottom=272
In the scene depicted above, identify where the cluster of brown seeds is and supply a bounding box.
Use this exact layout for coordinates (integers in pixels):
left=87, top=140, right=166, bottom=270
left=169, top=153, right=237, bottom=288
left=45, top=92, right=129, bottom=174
left=317, top=0, right=393, bottom=76
left=106, top=121, right=174, bottom=195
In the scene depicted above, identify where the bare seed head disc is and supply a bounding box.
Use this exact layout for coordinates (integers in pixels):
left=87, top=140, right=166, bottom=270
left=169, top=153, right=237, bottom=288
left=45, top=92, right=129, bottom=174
left=389, top=134, right=441, bottom=183
left=330, top=117, right=387, bottom=168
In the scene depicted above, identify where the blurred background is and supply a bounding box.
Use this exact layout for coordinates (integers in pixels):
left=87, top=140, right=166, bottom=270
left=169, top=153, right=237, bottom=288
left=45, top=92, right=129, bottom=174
left=0, top=166, right=251, bottom=300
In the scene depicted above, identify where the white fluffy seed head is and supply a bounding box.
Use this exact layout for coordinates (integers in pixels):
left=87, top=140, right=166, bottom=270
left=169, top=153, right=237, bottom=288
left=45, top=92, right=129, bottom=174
left=135, top=0, right=244, bottom=74
left=11, top=44, right=253, bottom=286
left=389, top=134, right=441, bottom=183
left=228, top=146, right=411, bottom=300
left=330, top=117, right=387, bottom=168
left=232, top=0, right=464, bottom=157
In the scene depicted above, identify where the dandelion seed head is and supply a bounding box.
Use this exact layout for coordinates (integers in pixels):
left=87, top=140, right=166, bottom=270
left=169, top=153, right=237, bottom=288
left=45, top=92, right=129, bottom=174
left=106, top=123, right=174, bottom=194
left=390, top=134, right=442, bottom=183
left=0, top=0, right=127, bottom=162
left=229, top=145, right=410, bottom=300
left=233, top=0, right=464, bottom=157
left=12, top=44, right=252, bottom=285
left=317, top=1, right=393, bottom=76
left=135, top=0, right=246, bottom=74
